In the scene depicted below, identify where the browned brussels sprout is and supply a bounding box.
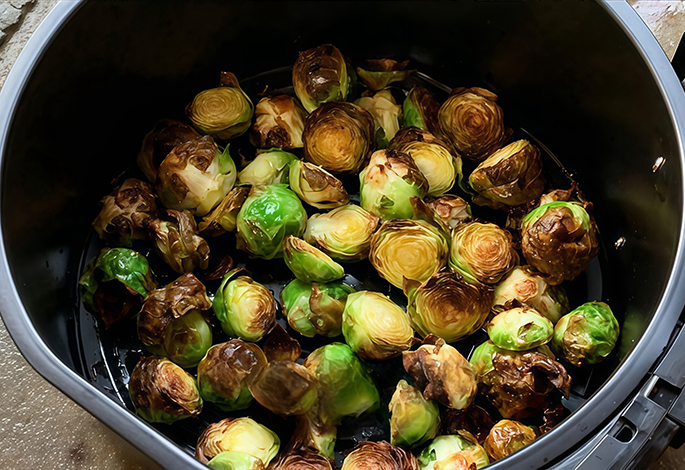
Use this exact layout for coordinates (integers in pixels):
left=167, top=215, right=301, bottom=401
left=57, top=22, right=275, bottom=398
left=137, top=119, right=200, bottom=183
left=483, top=419, right=537, bottom=462
left=146, top=209, right=210, bottom=273
left=341, top=441, right=419, bottom=470
left=198, top=186, right=250, bottom=237
left=196, top=417, right=280, bottom=466
left=417, top=432, right=490, bottom=470
left=263, top=323, right=302, bottom=363
left=403, top=87, right=442, bottom=137
left=356, top=58, right=412, bottom=91
left=426, top=195, right=472, bottom=229
left=250, top=95, right=307, bottom=150
left=354, top=89, right=403, bottom=147
left=281, top=279, right=354, bottom=338
left=128, top=356, right=202, bottom=424
left=438, top=87, right=510, bottom=161
left=269, top=449, right=334, bottom=470
left=303, top=101, right=375, bottom=174
left=249, top=361, right=319, bottom=416
left=440, top=405, right=495, bottom=444
left=289, top=160, right=350, bottom=209
left=288, top=400, right=338, bottom=460
left=293, top=44, right=351, bottom=113
left=92, top=178, right=157, bottom=246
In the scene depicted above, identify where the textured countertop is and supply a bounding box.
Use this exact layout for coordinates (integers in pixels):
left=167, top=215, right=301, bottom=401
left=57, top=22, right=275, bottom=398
left=1, top=1, right=685, bottom=469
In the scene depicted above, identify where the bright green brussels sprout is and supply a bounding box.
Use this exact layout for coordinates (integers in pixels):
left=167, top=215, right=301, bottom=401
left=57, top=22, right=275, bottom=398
left=359, top=149, right=429, bottom=221
left=341, top=441, right=419, bottom=470
left=156, top=135, right=237, bottom=216
left=237, top=148, right=298, bottom=187
left=469, top=139, right=546, bottom=209
left=426, top=195, right=472, bottom=229
left=283, top=236, right=345, bottom=284
left=389, top=379, right=440, bottom=448
left=418, top=433, right=489, bottom=470
left=356, top=58, right=412, bottom=92
left=521, top=201, right=599, bottom=285
left=186, top=72, right=254, bottom=140
left=195, top=417, right=280, bottom=466
left=304, top=204, right=380, bottom=262
left=79, top=247, right=157, bottom=328
left=146, top=209, right=210, bottom=273
left=280, top=279, right=355, bottom=338
left=213, top=273, right=277, bottom=342
left=551, top=301, right=619, bottom=366
left=289, top=160, right=350, bottom=209
left=342, top=291, right=415, bottom=361
left=487, top=307, right=554, bottom=351
left=269, top=449, right=333, bottom=470
left=207, top=451, right=265, bottom=470
left=249, top=360, right=319, bottom=416
left=199, top=186, right=250, bottom=237
left=403, top=87, right=442, bottom=136
left=197, top=339, right=268, bottom=411
left=128, top=356, right=202, bottom=424
left=250, top=95, right=307, bottom=150
left=293, top=44, right=350, bottom=113
left=303, top=101, right=375, bottom=174
left=137, top=119, right=201, bottom=184
left=483, top=419, right=537, bottom=462
left=369, top=218, right=449, bottom=289
left=236, top=184, right=308, bottom=259
left=449, top=221, right=518, bottom=285
left=354, top=89, right=403, bottom=148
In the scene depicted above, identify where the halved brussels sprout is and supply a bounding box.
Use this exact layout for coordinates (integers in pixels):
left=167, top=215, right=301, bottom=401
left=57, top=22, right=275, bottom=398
left=304, top=204, right=380, bottom=262
left=269, top=449, right=333, bottom=470
left=483, top=420, right=536, bottom=462
left=418, top=433, right=489, bottom=470
left=303, top=101, right=376, bottom=174
left=342, top=291, right=415, bottom=361
left=249, top=360, right=319, bottom=416
left=156, top=135, right=237, bottom=216
left=487, top=307, right=554, bottom=351
left=440, top=405, right=495, bottom=444
left=354, top=90, right=403, bottom=148
left=289, top=160, right=350, bottom=209
left=469, top=139, right=546, bottom=209
left=426, top=195, right=472, bottom=229
left=369, top=218, right=449, bottom=289
left=128, top=356, right=202, bottom=424
left=356, top=58, right=412, bottom=91
left=79, top=247, right=157, bottom=328
left=521, top=201, right=599, bottom=285
left=198, top=186, right=250, bottom=237
left=341, top=441, right=418, bottom=470
left=186, top=72, right=254, bottom=140
left=237, top=148, right=298, bottom=187
left=146, top=209, right=210, bottom=273
left=403, top=87, right=442, bottom=136
left=283, top=236, right=345, bottom=284
left=207, top=451, right=265, bottom=470
left=449, top=221, right=517, bottom=285
left=236, top=184, right=308, bottom=259
left=389, top=379, right=440, bottom=448
left=195, top=417, right=280, bottom=466
left=197, top=339, right=268, bottom=411
left=263, top=323, right=302, bottom=362
left=359, top=149, right=429, bottom=221
left=438, top=87, right=510, bottom=161
left=293, top=44, right=350, bottom=113
left=138, top=119, right=200, bottom=183
left=551, top=301, right=619, bottom=366
left=250, top=95, right=307, bottom=150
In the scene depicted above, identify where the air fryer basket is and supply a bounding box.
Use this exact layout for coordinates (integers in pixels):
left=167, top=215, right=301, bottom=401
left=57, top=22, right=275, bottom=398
left=1, top=1, right=685, bottom=469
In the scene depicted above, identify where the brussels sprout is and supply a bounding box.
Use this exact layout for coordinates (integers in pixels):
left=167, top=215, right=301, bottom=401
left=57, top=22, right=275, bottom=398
left=356, top=58, right=412, bottom=91
left=418, top=433, right=489, bottom=470
left=469, top=139, right=546, bottom=209
left=128, top=356, right=202, bottom=424
left=293, top=44, right=350, bottom=113
left=263, top=323, right=302, bottom=362
left=304, top=204, right=380, bottom=262
left=207, top=451, right=265, bottom=470
left=236, top=184, right=308, bottom=260
left=237, top=148, right=298, bottom=187
left=280, top=279, right=355, bottom=338
left=403, top=336, right=477, bottom=410
left=269, top=449, right=333, bottom=470
left=197, top=339, right=268, bottom=411
left=146, top=209, right=210, bottom=273
left=289, top=400, right=338, bottom=460
left=403, top=87, right=442, bottom=136
left=156, top=135, right=237, bottom=216
left=283, top=236, right=345, bottom=284
left=426, top=195, right=472, bottom=229
left=389, top=380, right=440, bottom=448
left=483, top=420, right=536, bottom=462
left=186, top=72, right=254, bottom=140
left=289, top=160, right=350, bottom=209
left=449, top=221, right=518, bottom=285
left=551, top=301, right=619, bottom=366
left=521, top=201, right=599, bottom=285
left=249, top=361, right=319, bottom=416
left=404, top=271, right=493, bottom=343
left=493, top=266, right=569, bottom=324
left=199, top=186, right=250, bottom=237
left=213, top=273, right=277, bottom=342
left=359, top=149, right=429, bottom=221
left=354, top=90, right=403, bottom=148
left=487, top=307, right=554, bottom=351
left=137, top=119, right=200, bottom=183
left=303, top=101, right=376, bottom=174
left=341, top=441, right=419, bottom=470
left=79, top=247, right=157, bottom=328
left=440, top=405, right=495, bottom=444
left=342, top=291, right=416, bottom=361
left=438, top=87, right=510, bottom=161
left=195, top=417, right=280, bottom=465
left=250, top=95, right=307, bottom=150
left=369, top=218, right=449, bottom=289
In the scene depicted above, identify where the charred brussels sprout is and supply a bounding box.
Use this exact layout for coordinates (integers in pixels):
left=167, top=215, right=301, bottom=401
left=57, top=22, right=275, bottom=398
left=249, top=361, right=319, bottom=416
left=521, top=201, right=599, bottom=285
left=269, top=449, right=333, bottom=470
left=440, top=405, right=495, bottom=444
left=207, top=451, right=265, bottom=470
left=195, top=417, right=280, bottom=466
left=403, top=87, right=442, bottom=136
left=487, top=307, right=554, bottom=351
left=418, top=433, right=489, bottom=470
left=426, top=195, right=472, bottom=229
left=354, top=90, right=403, bottom=148
left=128, top=356, right=202, bottom=424
left=389, top=379, right=440, bottom=448
left=236, top=184, right=308, bottom=259
left=341, top=441, right=419, bottom=470
left=186, top=72, right=254, bottom=140
left=250, top=95, right=307, bottom=150
left=356, top=58, right=412, bottom=91
left=483, top=420, right=536, bottom=462
left=263, top=323, right=302, bottom=362
left=293, top=44, right=350, bottom=113
left=197, top=339, right=267, bottom=411
left=146, top=209, right=210, bottom=273
left=289, top=160, right=350, bottom=209
left=303, top=101, right=375, bottom=174
left=551, top=301, right=619, bottom=366
left=342, top=291, right=415, bottom=361
left=199, top=186, right=250, bottom=237
left=79, top=247, right=157, bottom=328
left=237, top=148, right=298, bottom=187
left=138, top=119, right=200, bottom=184
left=283, top=236, right=345, bottom=284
